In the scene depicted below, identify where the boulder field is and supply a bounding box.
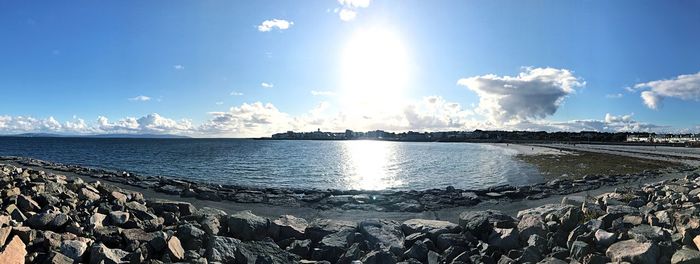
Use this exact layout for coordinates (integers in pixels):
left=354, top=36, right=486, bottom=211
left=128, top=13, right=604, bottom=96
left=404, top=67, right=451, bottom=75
left=0, top=162, right=699, bottom=263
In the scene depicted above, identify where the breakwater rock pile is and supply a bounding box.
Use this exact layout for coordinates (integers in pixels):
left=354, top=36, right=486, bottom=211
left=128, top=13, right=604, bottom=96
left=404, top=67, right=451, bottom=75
left=1, top=156, right=691, bottom=213
left=0, top=162, right=699, bottom=263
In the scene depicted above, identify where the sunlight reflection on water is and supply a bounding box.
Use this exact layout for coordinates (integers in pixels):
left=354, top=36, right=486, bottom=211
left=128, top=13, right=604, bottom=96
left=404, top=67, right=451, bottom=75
left=342, top=140, right=404, bottom=190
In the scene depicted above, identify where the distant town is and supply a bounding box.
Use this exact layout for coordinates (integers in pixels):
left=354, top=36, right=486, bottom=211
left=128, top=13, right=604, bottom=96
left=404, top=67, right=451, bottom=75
left=268, top=129, right=700, bottom=147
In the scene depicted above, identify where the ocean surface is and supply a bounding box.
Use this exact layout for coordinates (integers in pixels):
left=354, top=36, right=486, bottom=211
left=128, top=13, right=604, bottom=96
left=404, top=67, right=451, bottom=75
left=0, top=137, right=543, bottom=190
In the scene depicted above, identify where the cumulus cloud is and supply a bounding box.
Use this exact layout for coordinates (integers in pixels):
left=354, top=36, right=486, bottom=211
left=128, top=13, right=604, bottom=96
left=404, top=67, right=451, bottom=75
left=173, top=64, right=184, bottom=70
left=336, top=0, right=371, bottom=21
left=200, top=102, right=291, bottom=137
left=510, top=113, right=667, bottom=133
left=457, top=67, right=585, bottom=123
left=634, top=71, right=700, bottom=109
left=261, top=82, right=274, bottom=88
left=128, top=95, right=151, bottom=102
left=257, top=19, right=293, bottom=32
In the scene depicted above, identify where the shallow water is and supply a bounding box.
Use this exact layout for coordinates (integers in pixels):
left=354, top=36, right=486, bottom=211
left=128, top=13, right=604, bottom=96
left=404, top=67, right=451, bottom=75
left=0, top=137, right=543, bottom=190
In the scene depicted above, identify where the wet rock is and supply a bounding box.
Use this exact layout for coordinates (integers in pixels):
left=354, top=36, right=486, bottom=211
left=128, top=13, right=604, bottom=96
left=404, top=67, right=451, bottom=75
left=606, top=239, right=659, bottom=264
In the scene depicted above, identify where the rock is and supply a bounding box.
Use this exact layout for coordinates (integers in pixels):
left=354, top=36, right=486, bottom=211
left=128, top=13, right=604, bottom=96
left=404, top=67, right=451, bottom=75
left=110, top=191, right=128, bottom=203
left=459, top=210, right=516, bottom=237
left=90, top=243, right=130, bottom=264
left=60, top=239, right=88, bottom=261
left=487, top=228, right=519, bottom=250
left=404, top=240, right=429, bottom=262
left=79, top=188, right=101, bottom=201
left=205, top=235, right=299, bottom=264
left=401, top=219, right=460, bottom=239
left=0, top=227, right=12, bottom=246
left=672, top=248, right=700, bottom=264
left=17, top=195, right=39, bottom=212
left=286, top=239, right=312, bottom=258
left=167, top=236, right=185, bottom=261
left=628, top=225, right=669, bottom=242
left=314, top=229, right=352, bottom=262
left=176, top=223, right=206, bottom=250
left=109, top=211, right=129, bottom=225
left=518, top=214, right=547, bottom=242
left=89, top=213, right=107, bottom=229
left=561, top=196, right=586, bottom=207
left=227, top=210, right=271, bottom=240
left=48, top=252, right=74, bottom=264
left=272, top=215, right=308, bottom=240
left=594, top=229, right=616, bottom=248
left=200, top=215, right=222, bottom=236
left=606, top=240, right=659, bottom=264
left=306, top=219, right=356, bottom=242
left=517, top=204, right=573, bottom=220
left=147, top=199, right=196, bottom=216
left=569, top=241, right=593, bottom=261
left=435, top=233, right=473, bottom=251
left=0, top=236, right=26, bottom=264
left=537, top=257, right=568, bottom=264
left=358, top=219, right=404, bottom=256
left=361, top=249, right=397, bottom=264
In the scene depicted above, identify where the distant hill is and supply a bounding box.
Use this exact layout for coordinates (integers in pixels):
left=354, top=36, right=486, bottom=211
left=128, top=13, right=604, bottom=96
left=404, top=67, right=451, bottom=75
left=5, top=133, right=190, bottom=139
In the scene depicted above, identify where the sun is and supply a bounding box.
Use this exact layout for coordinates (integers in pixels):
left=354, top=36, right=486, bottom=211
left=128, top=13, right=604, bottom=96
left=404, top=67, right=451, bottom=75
left=340, top=27, right=411, bottom=115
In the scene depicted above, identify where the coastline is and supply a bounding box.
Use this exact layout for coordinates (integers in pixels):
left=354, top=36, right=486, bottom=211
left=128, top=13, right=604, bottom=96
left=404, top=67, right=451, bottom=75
left=0, top=157, right=698, bottom=262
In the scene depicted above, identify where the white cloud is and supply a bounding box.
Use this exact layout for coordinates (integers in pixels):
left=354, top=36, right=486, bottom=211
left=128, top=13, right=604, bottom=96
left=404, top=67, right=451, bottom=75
left=96, top=114, right=192, bottom=134
left=173, top=64, right=184, bottom=70
left=634, top=71, right=700, bottom=109
left=257, top=19, right=293, bottom=32
left=338, top=9, right=357, bottom=21
left=128, top=95, right=151, bottom=102
left=605, top=93, right=623, bottom=99
left=261, top=82, right=274, bottom=88
left=457, top=67, right=585, bottom=123
left=200, top=102, right=291, bottom=137
left=230, top=91, right=244, bottom=96
left=310, top=90, right=335, bottom=96
left=215, top=102, right=224, bottom=105
left=336, top=0, right=370, bottom=21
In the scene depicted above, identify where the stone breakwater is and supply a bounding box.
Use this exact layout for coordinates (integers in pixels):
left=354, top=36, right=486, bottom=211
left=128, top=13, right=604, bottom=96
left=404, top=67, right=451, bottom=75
left=0, top=156, right=692, bottom=213
left=0, top=164, right=698, bottom=263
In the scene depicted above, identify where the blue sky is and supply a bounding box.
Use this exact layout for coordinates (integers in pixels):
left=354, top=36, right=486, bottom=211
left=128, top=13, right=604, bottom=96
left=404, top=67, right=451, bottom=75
left=1, top=0, right=699, bottom=137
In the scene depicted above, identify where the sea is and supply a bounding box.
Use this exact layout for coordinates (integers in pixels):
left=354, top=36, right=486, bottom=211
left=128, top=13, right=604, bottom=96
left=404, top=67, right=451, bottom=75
left=0, top=137, right=543, bottom=191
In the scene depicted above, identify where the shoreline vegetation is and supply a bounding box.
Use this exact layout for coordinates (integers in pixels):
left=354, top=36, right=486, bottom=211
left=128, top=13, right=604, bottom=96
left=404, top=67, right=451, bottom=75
left=0, top=154, right=698, bottom=262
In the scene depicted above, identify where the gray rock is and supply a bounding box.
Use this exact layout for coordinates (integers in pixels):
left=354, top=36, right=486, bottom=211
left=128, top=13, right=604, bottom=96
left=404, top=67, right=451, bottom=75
left=205, top=236, right=239, bottom=263
left=109, top=211, right=129, bottom=225
left=594, top=229, right=616, bottom=248
left=358, top=219, right=404, bottom=256
left=89, top=243, right=129, bottom=264
left=569, top=241, right=593, bottom=261
left=403, top=240, right=428, bottom=262
left=272, top=214, right=308, bottom=240
left=60, top=240, right=88, bottom=261
left=671, top=247, right=700, bottom=264
left=286, top=239, right=312, bottom=258
left=487, top=228, right=519, bottom=250
left=628, top=225, right=670, bottom=242
left=518, top=214, right=547, bottom=242
left=401, top=219, right=460, bottom=239
left=227, top=210, right=271, bottom=240
left=459, top=210, right=516, bottom=237
left=435, top=232, right=474, bottom=251
left=306, top=219, right=357, bottom=242
left=606, top=239, right=659, bottom=264
left=537, top=257, right=568, bottom=264
left=517, top=204, right=574, bottom=220
left=200, top=215, right=222, bottom=235
left=176, top=223, right=206, bottom=250
left=361, top=249, right=397, bottom=264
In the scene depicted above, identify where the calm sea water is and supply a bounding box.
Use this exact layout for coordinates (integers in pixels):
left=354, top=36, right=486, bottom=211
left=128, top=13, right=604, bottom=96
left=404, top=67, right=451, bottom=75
left=0, top=137, right=543, bottom=190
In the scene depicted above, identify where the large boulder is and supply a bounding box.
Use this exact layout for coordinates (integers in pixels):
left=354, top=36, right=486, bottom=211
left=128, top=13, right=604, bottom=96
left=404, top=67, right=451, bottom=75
left=358, top=219, right=404, bottom=256
left=517, top=214, right=547, bottom=242
left=0, top=236, right=26, bottom=264
left=305, top=219, right=356, bottom=242
left=205, top=235, right=299, bottom=264
left=271, top=215, right=308, bottom=240
left=606, top=240, right=659, bottom=264
left=487, top=227, right=519, bottom=250
left=458, top=210, right=516, bottom=238
left=401, top=219, right=460, bottom=239
left=672, top=248, right=700, bottom=264
left=517, top=204, right=573, bottom=220
left=176, top=223, right=206, bottom=250
left=227, top=210, right=272, bottom=241
left=89, top=243, right=130, bottom=264
left=147, top=199, right=196, bottom=216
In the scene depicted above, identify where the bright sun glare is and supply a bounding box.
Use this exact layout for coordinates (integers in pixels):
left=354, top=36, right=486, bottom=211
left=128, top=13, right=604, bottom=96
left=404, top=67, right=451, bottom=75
left=341, top=27, right=411, bottom=114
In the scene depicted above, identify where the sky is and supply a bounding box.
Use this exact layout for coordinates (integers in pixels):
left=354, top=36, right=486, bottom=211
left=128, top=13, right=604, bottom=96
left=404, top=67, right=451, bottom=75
left=1, top=0, right=699, bottom=137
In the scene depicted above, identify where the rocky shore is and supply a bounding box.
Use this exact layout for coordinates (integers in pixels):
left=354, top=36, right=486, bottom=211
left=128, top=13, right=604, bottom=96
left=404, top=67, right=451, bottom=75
left=0, top=158, right=700, bottom=263
left=0, top=156, right=692, bottom=214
